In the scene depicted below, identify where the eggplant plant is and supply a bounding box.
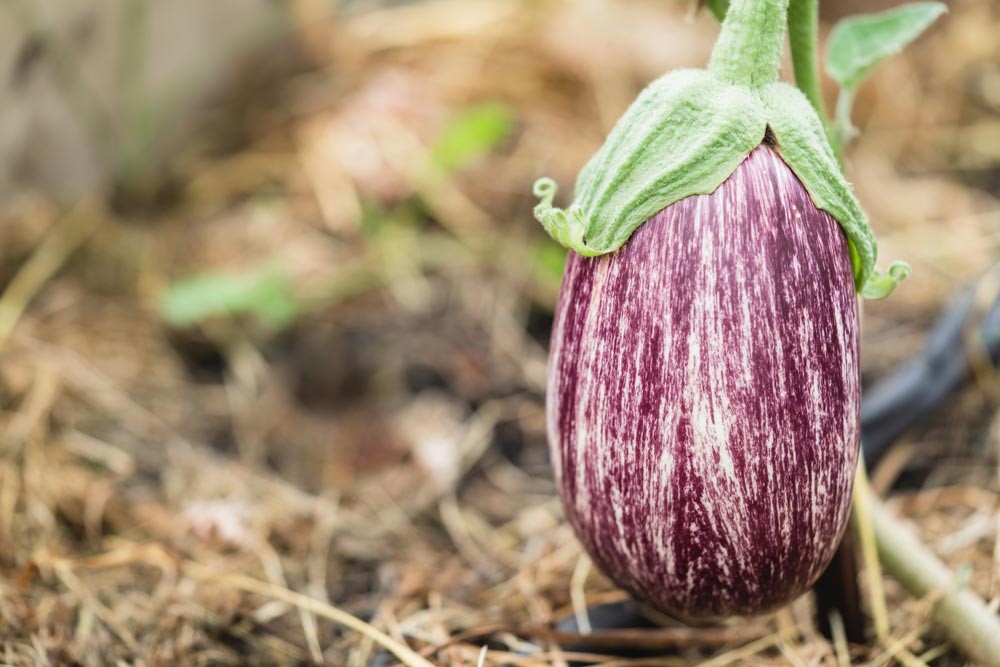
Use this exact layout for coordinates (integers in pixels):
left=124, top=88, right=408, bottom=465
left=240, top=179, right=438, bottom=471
left=535, top=0, right=944, bottom=616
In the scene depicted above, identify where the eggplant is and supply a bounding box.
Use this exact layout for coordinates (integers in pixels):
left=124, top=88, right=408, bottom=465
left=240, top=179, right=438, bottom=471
left=546, top=145, right=861, bottom=617
left=533, top=0, right=916, bottom=619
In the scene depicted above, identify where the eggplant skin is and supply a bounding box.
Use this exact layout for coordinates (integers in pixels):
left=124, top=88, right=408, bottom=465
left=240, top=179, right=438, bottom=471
left=547, top=145, right=861, bottom=617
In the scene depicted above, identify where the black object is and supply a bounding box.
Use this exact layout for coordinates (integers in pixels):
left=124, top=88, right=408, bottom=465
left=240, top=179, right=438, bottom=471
left=556, top=601, right=657, bottom=634
left=812, top=526, right=865, bottom=644
left=556, top=601, right=660, bottom=660
left=861, top=284, right=1000, bottom=467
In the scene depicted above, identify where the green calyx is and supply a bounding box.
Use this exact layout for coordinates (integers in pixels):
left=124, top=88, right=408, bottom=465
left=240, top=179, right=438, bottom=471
left=533, top=0, right=907, bottom=297
left=535, top=70, right=767, bottom=257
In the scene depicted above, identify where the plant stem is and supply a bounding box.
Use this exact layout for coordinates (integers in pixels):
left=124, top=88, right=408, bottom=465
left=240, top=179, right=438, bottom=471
left=787, top=0, right=841, bottom=161
left=865, top=485, right=1000, bottom=666
left=834, top=88, right=858, bottom=147
left=708, top=0, right=790, bottom=89
left=852, top=462, right=890, bottom=642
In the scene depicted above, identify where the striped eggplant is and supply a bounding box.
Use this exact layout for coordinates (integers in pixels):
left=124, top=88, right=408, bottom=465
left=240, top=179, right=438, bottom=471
left=532, top=0, right=909, bottom=617
left=547, top=145, right=860, bottom=616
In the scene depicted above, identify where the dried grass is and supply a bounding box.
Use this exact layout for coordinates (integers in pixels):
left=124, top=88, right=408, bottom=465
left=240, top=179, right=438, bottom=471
left=1, top=0, right=999, bottom=665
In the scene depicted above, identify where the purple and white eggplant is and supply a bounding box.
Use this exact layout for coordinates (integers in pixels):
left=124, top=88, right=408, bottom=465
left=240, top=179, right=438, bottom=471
left=533, top=0, right=911, bottom=617
left=548, top=145, right=859, bottom=615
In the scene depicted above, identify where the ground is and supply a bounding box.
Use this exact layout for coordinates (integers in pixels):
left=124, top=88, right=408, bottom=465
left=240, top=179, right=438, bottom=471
left=0, top=0, right=999, bottom=665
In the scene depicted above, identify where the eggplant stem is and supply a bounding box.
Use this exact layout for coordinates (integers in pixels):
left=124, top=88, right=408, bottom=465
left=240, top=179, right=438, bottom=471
left=708, top=0, right=789, bottom=88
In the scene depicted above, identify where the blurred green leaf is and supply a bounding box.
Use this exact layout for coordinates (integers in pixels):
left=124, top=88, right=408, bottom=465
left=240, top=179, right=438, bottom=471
left=534, top=241, right=567, bottom=287
left=705, top=0, right=729, bottom=22
left=429, top=102, right=514, bottom=176
left=826, top=2, right=946, bottom=91
left=161, top=266, right=298, bottom=329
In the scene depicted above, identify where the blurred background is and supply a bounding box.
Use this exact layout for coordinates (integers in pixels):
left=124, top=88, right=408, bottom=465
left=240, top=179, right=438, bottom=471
left=0, top=0, right=998, bottom=664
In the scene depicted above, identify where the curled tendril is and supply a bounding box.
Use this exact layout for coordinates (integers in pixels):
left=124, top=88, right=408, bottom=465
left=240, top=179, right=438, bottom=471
left=532, top=178, right=599, bottom=256
left=533, top=177, right=558, bottom=201
left=861, top=260, right=911, bottom=300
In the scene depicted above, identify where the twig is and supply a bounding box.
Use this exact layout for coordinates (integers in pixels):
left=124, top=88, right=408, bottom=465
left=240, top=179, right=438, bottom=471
left=0, top=201, right=103, bottom=353
left=185, top=563, right=437, bottom=667
left=250, top=540, right=324, bottom=664
left=569, top=554, right=592, bottom=634
left=828, top=612, right=851, bottom=667
left=866, top=485, right=1000, bottom=666
left=693, top=634, right=779, bottom=667
left=52, top=561, right=139, bottom=650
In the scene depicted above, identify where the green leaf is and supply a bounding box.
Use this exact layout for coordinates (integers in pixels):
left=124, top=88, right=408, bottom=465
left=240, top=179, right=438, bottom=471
left=705, top=0, right=730, bottom=22
left=429, top=102, right=514, bottom=176
left=826, top=2, right=946, bottom=91
left=161, top=266, right=298, bottom=329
